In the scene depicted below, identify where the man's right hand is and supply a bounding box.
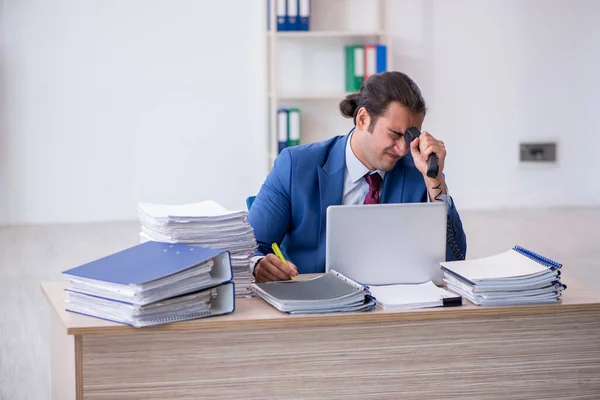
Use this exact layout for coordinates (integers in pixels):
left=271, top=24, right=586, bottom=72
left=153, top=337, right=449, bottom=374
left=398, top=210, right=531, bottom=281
left=254, top=253, right=298, bottom=283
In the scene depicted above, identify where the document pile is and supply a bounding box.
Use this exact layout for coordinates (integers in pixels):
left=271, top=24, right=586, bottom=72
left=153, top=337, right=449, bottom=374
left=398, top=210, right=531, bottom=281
left=368, top=281, right=462, bottom=310
left=440, top=245, right=566, bottom=306
left=137, top=200, right=257, bottom=298
left=62, top=241, right=235, bottom=327
left=251, top=270, right=375, bottom=314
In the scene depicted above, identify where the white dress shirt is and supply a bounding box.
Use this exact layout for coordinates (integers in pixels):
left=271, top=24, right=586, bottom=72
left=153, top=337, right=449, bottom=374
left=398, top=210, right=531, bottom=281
left=342, top=131, right=386, bottom=205
left=343, top=131, right=451, bottom=206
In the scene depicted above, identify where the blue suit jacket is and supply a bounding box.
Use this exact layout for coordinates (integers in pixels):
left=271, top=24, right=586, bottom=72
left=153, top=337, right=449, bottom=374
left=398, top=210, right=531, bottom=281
left=247, top=133, right=467, bottom=274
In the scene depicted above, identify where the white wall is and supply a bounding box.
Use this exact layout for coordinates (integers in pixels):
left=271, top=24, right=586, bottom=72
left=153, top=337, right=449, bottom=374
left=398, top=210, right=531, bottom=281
left=389, top=0, right=600, bottom=209
left=1, top=0, right=268, bottom=225
left=2, top=0, right=599, bottom=226
left=1, top=0, right=8, bottom=225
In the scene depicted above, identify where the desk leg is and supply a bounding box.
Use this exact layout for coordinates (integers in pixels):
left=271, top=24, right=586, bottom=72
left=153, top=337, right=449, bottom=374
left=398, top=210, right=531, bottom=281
left=50, top=309, right=82, bottom=400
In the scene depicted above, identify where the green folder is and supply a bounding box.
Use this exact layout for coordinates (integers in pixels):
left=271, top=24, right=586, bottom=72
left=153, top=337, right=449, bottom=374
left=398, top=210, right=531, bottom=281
left=287, top=108, right=301, bottom=147
left=345, top=45, right=364, bottom=92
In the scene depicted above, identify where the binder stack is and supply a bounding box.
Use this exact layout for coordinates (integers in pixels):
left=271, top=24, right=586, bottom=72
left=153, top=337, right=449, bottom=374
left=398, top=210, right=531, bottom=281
left=137, top=200, right=258, bottom=298
left=345, top=44, right=387, bottom=91
left=440, top=245, right=567, bottom=306
left=62, top=241, right=235, bottom=327
left=277, top=108, right=301, bottom=154
left=270, top=0, right=311, bottom=31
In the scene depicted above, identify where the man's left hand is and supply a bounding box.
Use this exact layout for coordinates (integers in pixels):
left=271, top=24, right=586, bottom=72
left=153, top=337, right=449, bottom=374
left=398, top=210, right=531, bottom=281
left=409, top=131, right=446, bottom=178
left=409, top=131, right=448, bottom=201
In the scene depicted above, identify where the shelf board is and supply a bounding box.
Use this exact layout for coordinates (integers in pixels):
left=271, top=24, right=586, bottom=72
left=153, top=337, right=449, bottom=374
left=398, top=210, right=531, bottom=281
left=268, top=30, right=385, bottom=38
left=270, top=92, right=354, bottom=100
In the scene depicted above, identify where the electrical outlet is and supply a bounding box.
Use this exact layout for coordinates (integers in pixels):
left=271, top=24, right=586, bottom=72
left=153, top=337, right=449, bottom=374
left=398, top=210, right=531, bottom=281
left=520, top=142, right=557, bottom=162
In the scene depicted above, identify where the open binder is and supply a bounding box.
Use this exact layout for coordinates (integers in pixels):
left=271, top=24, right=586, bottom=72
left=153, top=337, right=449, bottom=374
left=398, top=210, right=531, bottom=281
left=440, top=245, right=567, bottom=306
left=62, top=241, right=235, bottom=327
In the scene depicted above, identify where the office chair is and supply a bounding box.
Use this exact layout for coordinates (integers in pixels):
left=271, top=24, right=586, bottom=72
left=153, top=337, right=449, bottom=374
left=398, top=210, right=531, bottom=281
left=246, top=196, right=256, bottom=211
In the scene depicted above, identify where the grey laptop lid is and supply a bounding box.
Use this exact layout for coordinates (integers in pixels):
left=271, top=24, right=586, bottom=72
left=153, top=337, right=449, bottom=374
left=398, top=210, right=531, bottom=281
left=325, top=202, right=447, bottom=286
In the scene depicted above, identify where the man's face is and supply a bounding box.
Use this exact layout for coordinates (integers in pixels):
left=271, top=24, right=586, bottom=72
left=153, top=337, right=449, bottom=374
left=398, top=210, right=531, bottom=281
left=355, top=102, right=425, bottom=171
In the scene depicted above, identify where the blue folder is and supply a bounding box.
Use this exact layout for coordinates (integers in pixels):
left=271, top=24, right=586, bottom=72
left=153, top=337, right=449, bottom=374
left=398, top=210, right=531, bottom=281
left=376, top=44, right=387, bottom=73
left=298, top=0, right=310, bottom=31
left=277, top=0, right=287, bottom=31
left=277, top=108, right=289, bottom=154
left=286, top=0, right=299, bottom=30
left=62, top=241, right=231, bottom=285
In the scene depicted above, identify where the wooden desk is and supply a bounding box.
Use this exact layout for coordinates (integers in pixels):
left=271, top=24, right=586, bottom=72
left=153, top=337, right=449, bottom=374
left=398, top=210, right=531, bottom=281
left=42, top=281, right=600, bottom=400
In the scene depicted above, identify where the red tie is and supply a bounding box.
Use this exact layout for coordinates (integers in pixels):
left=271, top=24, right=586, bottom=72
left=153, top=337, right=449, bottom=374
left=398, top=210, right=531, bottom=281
left=363, top=173, right=382, bottom=204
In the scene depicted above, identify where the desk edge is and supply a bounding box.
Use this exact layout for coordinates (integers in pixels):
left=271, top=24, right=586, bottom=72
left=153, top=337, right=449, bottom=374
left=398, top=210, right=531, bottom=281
left=65, top=302, right=600, bottom=335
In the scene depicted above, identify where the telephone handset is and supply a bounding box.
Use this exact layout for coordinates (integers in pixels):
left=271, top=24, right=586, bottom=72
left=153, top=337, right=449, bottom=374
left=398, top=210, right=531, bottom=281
left=404, top=127, right=439, bottom=179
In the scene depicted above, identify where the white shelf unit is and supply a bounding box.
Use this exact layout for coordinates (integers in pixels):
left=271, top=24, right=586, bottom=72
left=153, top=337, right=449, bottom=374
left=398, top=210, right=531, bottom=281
left=268, top=30, right=385, bottom=38
left=265, top=0, right=392, bottom=168
left=269, top=91, right=354, bottom=100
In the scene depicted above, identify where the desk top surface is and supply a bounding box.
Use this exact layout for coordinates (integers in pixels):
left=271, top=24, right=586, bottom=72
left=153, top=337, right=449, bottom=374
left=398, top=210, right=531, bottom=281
left=42, top=278, right=600, bottom=335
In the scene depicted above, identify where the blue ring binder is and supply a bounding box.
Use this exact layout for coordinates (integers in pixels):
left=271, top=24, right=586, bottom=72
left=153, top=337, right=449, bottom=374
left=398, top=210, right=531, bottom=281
left=512, top=245, right=562, bottom=270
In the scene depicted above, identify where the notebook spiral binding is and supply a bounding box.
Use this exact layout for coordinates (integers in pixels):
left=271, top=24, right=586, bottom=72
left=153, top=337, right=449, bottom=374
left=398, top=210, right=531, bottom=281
left=144, top=309, right=212, bottom=324
left=552, top=280, right=568, bottom=291
left=512, top=245, right=563, bottom=270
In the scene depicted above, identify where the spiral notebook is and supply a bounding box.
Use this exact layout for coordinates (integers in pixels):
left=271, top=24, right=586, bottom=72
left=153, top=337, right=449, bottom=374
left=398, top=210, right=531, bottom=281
left=441, top=245, right=562, bottom=285
left=440, top=245, right=566, bottom=306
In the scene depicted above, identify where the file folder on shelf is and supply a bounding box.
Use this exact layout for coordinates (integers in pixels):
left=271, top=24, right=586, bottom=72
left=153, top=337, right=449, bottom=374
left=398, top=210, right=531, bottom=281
left=287, top=108, right=301, bottom=147
left=66, top=282, right=235, bottom=328
left=276, top=0, right=287, bottom=30
left=440, top=245, right=567, bottom=306
left=345, top=45, right=365, bottom=92
left=286, top=0, right=299, bottom=30
left=270, top=0, right=309, bottom=31
left=62, top=241, right=233, bottom=306
left=277, top=108, right=289, bottom=153
left=364, top=44, right=387, bottom=81
left=276, top=108, right=301, bottom=153
left=298, top=0, right=310, bottom=31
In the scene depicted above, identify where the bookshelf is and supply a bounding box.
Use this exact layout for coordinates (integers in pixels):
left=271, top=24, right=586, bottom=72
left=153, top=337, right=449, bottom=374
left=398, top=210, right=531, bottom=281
left=265, top=0, right=392, bottom=168
left=268, top=30, right=385, bottom=38
left=269, top=92, right=353, bottom=100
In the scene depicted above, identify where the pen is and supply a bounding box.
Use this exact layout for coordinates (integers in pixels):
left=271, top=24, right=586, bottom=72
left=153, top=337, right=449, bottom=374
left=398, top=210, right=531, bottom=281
left=271, top=242, right=294, bottom=280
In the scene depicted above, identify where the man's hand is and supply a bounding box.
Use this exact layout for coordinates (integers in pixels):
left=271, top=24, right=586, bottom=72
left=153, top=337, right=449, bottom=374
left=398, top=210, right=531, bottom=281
left=409, top=131, right=448, bottom=201
left=254, top=253, right=298, bottom=283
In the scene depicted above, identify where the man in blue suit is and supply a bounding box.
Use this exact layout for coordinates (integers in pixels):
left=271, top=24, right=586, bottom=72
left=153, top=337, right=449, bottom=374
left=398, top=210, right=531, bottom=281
left=248, top=71, right=467, bottom=283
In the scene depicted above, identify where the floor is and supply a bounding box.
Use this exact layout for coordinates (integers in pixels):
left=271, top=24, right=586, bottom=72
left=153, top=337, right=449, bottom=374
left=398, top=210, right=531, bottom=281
left=1, top=207, right=599, bottom=400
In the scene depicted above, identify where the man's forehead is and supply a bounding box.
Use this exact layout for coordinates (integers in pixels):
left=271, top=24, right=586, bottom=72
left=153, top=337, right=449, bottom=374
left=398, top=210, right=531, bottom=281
left=383, top=102, right=424, bottom=129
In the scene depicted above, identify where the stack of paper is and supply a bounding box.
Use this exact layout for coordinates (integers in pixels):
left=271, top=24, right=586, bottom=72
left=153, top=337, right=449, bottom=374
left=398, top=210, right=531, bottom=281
left=251, top=270, right=376, bottom=314
left=368, top=281, right=462, bottom=310
left=440, top=245, right=567, bottom=306
left=137, top=200, right=258, bottom=298
left=62, top=241, right=235, bottom=327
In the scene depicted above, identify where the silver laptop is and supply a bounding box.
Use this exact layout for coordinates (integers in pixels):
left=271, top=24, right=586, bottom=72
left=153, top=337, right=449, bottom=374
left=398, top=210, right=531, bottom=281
left=325, top=202, right=447, bottom=286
